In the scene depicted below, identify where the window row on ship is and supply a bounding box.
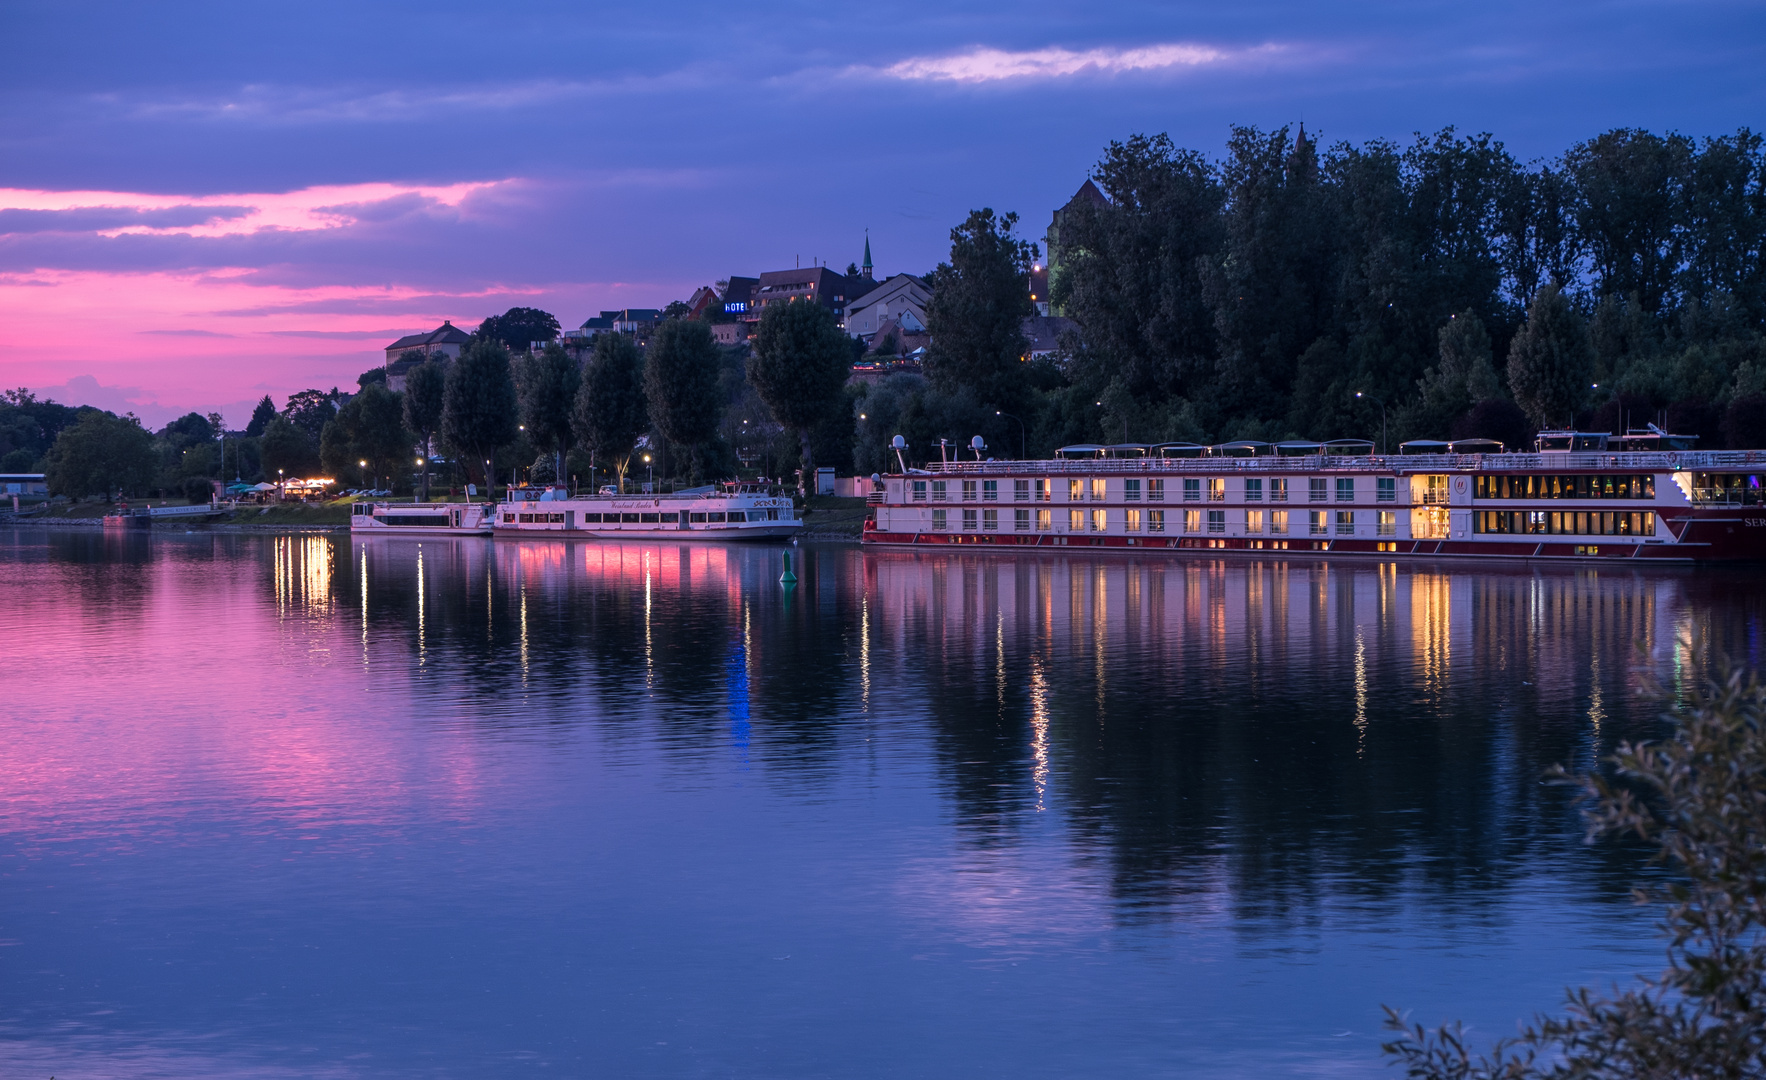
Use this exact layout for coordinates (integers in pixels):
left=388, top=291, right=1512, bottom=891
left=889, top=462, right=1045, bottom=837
left=505, top=509, right=782, bottom=524
left=892, top=506, right=1655, bottom=539
left=907, top=474, right=1666, bottom=504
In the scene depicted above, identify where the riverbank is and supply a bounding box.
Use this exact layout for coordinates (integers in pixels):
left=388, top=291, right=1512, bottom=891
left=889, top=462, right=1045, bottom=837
left=4, top=494, right=872, bottom=539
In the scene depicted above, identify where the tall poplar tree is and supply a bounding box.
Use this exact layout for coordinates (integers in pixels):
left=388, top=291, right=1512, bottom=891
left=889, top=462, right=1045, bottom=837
left=402, top=359, right=446, bottom=500
left=749, top=299, right=852, bottom=483
left=642, top=319, right=723, bottom=483
left=923, top=209, right=1037, bottom=409
left=517, top=343, right=580, bottom=484
left=571, top=333, right=647, bottom=492
left=441, top=338, right=519, bottom=495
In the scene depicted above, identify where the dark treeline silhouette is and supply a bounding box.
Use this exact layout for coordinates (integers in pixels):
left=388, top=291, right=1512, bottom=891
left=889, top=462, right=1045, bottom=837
left=872, top=125, right=1766, bottom=464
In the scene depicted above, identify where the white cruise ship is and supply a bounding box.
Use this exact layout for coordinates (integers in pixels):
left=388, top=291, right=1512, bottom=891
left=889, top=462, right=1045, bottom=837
left=349, top=501, right=496, bottom=536
left=494, top=483, right=802, bottom=540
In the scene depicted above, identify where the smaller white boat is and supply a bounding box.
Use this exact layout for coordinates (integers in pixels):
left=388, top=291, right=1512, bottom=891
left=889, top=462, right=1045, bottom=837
left=349, top=501, right=495, bottom=536
left=494, top=482, right=801, bottom=540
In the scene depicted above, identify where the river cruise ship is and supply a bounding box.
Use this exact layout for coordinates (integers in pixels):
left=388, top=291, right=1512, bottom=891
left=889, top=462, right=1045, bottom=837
left=349, top=501, right=496, bottom=536
left=860, top=430, right=1766, bottom=562
left=494, top=483, right=801, bottom=540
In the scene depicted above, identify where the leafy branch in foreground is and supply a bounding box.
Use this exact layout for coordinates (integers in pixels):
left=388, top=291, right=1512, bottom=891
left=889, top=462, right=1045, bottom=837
left=1383, top=661, right=1766, bottom=1079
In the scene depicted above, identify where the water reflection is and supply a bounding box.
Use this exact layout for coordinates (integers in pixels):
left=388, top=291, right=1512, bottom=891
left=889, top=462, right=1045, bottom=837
left=8, top=529, right=1766, bottom=1078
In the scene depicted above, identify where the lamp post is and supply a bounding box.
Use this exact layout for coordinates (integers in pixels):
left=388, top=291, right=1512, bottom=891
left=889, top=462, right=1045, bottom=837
left=995, top=410, right=1026, bottom=459
left=1356, top=392, right=1387, bottom=455
left=277, top=468, right=284, bottom=502
left=415, top=457, right=424, bottom=503
left=643, top=453, right=653, bottom=494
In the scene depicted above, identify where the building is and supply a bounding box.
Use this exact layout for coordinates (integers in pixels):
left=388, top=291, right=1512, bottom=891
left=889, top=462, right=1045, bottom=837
left=383, top=321, right=472, bottom=366
left=1, top=473, right=47, bottom=496
left=746, top=266, right=859, bottom=326
left=612, top=309, right=662, bottom=335
left=845, top=273, right=930, bottom=343
left=1044, top=179, right=1107, bottom=317
left=712, top=323, right=748, bottom=346
left=1021, top=315, right=1076, bottom=360
left=686, top=287, right=722, bottom=320
left=720, top=277, right=758, bottom=318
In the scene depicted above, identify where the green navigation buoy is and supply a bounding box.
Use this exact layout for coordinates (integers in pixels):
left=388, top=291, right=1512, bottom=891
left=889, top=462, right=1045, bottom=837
left=780, top=550, right=798, bottom=586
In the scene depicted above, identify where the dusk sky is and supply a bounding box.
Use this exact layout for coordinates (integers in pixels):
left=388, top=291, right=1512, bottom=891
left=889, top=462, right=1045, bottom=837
left=2, top=0, right=1760, bottom=428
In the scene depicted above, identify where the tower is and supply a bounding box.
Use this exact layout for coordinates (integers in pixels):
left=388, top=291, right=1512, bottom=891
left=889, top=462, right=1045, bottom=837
left=861, top=232, right=873, bottom=280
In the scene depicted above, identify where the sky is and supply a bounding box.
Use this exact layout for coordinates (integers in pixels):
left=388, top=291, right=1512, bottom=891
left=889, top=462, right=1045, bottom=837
left=1, top=0, right=1761, bottom=429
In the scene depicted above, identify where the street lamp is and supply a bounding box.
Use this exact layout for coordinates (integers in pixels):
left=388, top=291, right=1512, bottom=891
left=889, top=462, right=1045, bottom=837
left=1356, top=392, right=1387, bottom=455
left=643, top=453, right=653, bottom=493
left=995, top=410, right=1026, bottom=459
left=415, top=457, right=424, bottom=503
left=277, top=468, right=284, bottom=501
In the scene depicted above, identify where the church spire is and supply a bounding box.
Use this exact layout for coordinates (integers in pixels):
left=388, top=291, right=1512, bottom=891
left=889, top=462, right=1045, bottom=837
left=862, top=231, right=873, bottom=280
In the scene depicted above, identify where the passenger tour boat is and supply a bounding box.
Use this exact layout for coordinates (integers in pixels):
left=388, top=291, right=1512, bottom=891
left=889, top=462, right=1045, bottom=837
left=350, top=501, right=496, bottom=536
left=493, top=483, right=801, bottom=540
left=860, top=429, right=1766, bottom=562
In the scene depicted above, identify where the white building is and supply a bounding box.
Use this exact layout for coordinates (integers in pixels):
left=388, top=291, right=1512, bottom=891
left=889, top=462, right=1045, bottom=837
left=844, top=274, right=930, bottom=343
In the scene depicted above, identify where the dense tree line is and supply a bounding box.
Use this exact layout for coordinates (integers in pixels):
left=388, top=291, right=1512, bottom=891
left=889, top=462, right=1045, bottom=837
left=860, top=125, right=1766, bottom=466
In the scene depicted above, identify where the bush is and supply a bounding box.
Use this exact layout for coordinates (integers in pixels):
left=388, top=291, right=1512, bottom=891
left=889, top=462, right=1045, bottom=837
left=1384, top=659, right=1766, bottom=1078
left=182, top=476, right=215, bottom=503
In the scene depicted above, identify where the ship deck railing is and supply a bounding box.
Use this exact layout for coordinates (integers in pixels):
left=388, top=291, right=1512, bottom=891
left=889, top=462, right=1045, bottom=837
left=915, top=450, right=1766, bottom=476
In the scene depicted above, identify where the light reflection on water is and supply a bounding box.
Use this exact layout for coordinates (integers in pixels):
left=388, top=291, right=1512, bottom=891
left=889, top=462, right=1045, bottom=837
left=4, top=528, right=1765, bottom=1078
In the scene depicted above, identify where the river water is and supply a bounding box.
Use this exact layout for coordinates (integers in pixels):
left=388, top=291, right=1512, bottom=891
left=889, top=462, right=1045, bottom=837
left=4, top=528, right=1763, bottom=1078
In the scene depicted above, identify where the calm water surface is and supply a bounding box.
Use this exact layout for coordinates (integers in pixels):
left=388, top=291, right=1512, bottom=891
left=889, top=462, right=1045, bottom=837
left=6, top=529, right=1766, bottom=1078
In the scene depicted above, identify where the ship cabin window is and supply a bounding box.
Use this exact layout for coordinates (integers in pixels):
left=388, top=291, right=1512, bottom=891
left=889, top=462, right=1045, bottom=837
left=1090, top=509, right=1106, bottom=532
left=583, top=513, right=604, bottom=523
left=1148, top=509, right=1165, bottom=533
left=1336, top=478, right=1355, bottom=502
left=1376, top=477, right=1396, bottom=502
left=502, top=513, right=515, bottom=523
left=1474, top=510, right=1656, bottom=536
left=640, top=513, right=660, bottom=523
left=1124, top=478, right=1141, bottom=501
left=1336, top=510, right=1355, bottom=535
left=1069, top=479, right=1084, bottom=501
left=1125, top=509, right=1141, bottom=532
left=1246, top=510, right=1263, bottom=534
left=1691, top=473, right=1766, bottom=505
left=1244, top=478, right=1262, bottom=502
left=1474, top=474, right=1657, bottom=500
left=1377, top=511, right=1397, bottom=535
left=1309, top=511, right=1327, bottom=535
left=962, top=508, right=978, bottom=529
left=1014, top=479, right=1030, bottom=501
left=1091, top=478, right=1106, bottom=501
left=1207, top=478, right=1225, bottom=501
left=1185, top=510, right=1202, bottom=533
left=1309, top=478, right=1328, bottom=502
left=690, top=512, right=707, bottom=522
left=912, top=480, right=927, bottom=502
left=983, top=509, right=998, bottom=530
left=1036, top=509, right=1052, bottom=531
left=1183, top=478, right=1202, bottom=501
left=1148, top=478, right=1165, bottom=501
left=983, top=480, right=998, bottom=501
left=1207, top=510, right=1225, bottom=533
left=1271, top=510, right=1288, bottom=535
left=622, top=513, right=641, bottom=523
left=962, top=480, right=978, bottom=501
left=1034, top=479, right=1050, bottom=502
left=1015, top=508, right=1031, bottom=530
left=931, top=480, right=947, bottom=501
left=708, top=512, right=727, bottom=522
left=1068, top=510, right=1084, bottom=531
left=1269, top=478, right=1287, bottom=502
left=932, top=509, right=947, bottom=530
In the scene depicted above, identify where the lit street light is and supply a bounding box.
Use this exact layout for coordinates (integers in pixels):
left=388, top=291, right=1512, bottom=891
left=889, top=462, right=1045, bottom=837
left=1355, top=392, right=1387, bottom=455
left=996, top=410, right=1026, bottom=459
left=643, top=453, right=653, bottom=493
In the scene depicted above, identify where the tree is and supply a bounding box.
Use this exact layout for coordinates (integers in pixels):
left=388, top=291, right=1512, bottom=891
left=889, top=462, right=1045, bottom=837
left=357, top=367, right=388, bottom=389
left=282, top=389, right=339, bottom=442
left=441, top=337, right=519, bottom=494
left=923, top=208, right=1038, bottom=408
left=572, top=333, right=647, bottom=492
left=42, top=411, right=156, bottom=498
left=403, top=359, right=446, bottom=500
left=1384, top=660, right=1766, bottom=1079
left=474, top=307, right=561, bottom=353
left=516, top=343, right=580, bottom=485
left=246, top=395, right=277, bottom=438
left=750, top=298, right=852, bottom=483
left=643, top=319, right=723, bottom=483
left=258, top=415, right=319, bottom=480
left=1395, top=311, right=1503, bottom=439
left=320, top=383, right=411, bottom=489
left=1508, top=284, right=1595, bottom=428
